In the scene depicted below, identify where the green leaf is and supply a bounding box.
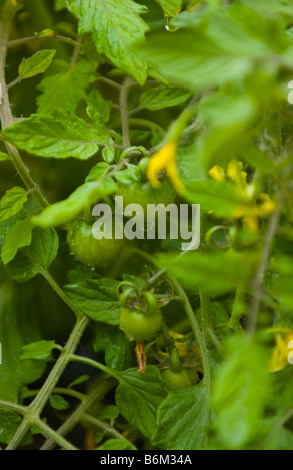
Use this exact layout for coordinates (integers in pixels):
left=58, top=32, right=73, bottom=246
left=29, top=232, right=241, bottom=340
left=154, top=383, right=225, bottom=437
left=114, top=164, right=141, bottom=185
left=85, top=162, right=110, bottom=183
left=2, top=111, right=109, bottom=160
left=97, top=439, right=137, bottom=450
left=196, top=92, right=257, bottom=168
left=87, top=90, right=112, bottom=124
left=67, top=0, right=149, bottom=84
left=9, top=228, right=59, bottom=283
left=99, top=405, right=120, bottom=421
left=185, top=179, right=252, bottom=219
left=55, top=0, right=67, bottom=10
left=20, top=340, right=56, bottom=361
left=138, top=5, right=289, bottom=90
left=0, top=410, right=32, bottom=446
left=49, top=395, right=70, bottom=411
left=140, top=86, right=191, bottom=110
left=1, top=219, right=33, bottom=265
left=37, top=58, right=95, bottom=115
left=259, top=415, right=293, bottom=451
left=240, top=0, right=293, bottom=17
left=154, top=0, right=182, bottom=17
left=152, top=381, right=209, bottom=450
left=19, top=49, right=56, bottom=79
left=92, top=324, right=133, bottom=371
left=68, top=374, right=90, bottom=388
left=157, top=250, right=255, bottom=296
left=212, top=335, right=271, bottom=450
left=31, top=178, right=117, bottom=228
left=116, top=366, right=167, bottom=438
left=102, top=147, right=115, bottom=164
left=0, top=281, right=45, bottom=403
left=0, top=151, right=10, bottom=161
left=0, top=187, right=28, bottom=222
left=268, top=257, right=293, bottom=311
left=64, top=279, right=121, bottom=325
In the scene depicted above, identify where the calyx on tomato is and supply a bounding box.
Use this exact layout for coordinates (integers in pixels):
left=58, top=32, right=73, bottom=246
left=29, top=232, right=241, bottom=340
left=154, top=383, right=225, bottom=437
left=118, top=288, right=162, bottom=342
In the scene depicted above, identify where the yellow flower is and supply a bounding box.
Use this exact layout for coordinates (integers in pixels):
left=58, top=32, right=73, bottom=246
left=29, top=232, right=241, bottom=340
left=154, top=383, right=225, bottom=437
left=10, top=0, right=18, bottom=5
left=209, top=160, right=276, bottom=229
left=147, top=140, right=185, bottom=192
left=208, top=165, right=225, bottom=182
left=268, top=333, right=293, bottom=372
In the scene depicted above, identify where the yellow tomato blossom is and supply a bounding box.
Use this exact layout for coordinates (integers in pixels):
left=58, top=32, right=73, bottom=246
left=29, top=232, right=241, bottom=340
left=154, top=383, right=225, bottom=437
left=208, top=165, right=225, bottom=182
left=209, top=160, right=276, bottom=230
left=268, top=333, right=293, bottom=372
left=147, top=140, right=185, bottom=192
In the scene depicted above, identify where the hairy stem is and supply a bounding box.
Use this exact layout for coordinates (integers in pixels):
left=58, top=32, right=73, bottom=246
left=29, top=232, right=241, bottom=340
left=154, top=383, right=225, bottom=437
left=6, top=315, right=89, bottom=450
left=120, top=77, right=132, bottom=148
left=247, top=199, right=281, bottom=334
left=82, top=413, right=127, bottom=442
left=40, top=379, right=116, bottom=450
left=0, top=5, right=48, bottom=208
left=169, top=276, right=211, bottom=393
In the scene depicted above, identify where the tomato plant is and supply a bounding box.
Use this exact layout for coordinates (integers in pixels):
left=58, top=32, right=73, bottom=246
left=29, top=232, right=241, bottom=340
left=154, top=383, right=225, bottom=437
left=1, top=0, right=293, bottom=452
left=67, top=219, right=126, bottom=269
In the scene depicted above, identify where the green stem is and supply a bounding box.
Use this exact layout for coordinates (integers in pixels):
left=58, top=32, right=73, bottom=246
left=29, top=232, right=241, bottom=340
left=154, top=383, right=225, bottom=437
left=120, top=77, right=132, bottom=148
left=7, top=34, right=82, bottom=49
left=6, top=315, right=89, bottom=450
left=128, top=118, right=165, bottom=135
left=0, top=399, right=27, bottom=416
left=258, top=409, right=293, bottom=450
left=37, top=263, right=84, bottom=319
left=70, top=355, right=121, bottom=382
left=247, top=199, right=281, bottom=334
left=22, top=388, right=85, bottom=402
left=40, top=379, right=116, bottom=450
left=169, top=275, right=211, bottom=394
left=34, top=419, right=77, bottom=450
left=0, top=6, right=48, bottom=209
left=229, top=284, right=245, bottom=331
left=82, top=413, right=127, bottom=441
left=200, top=291, right=223, bottom=353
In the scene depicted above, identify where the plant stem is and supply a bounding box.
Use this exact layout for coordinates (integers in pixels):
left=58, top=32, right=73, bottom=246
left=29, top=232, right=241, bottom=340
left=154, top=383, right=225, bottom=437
left=120, top=77, right=132, bottom=148
left=97, top=75, right=121, bottom=90
left=0, top=6, right=48, bottom=209
left=247, top=199, right=281, bottom=335
left=7, top=34, right=82, bottom=49
left=200, top=291, right=223, bottom=353
left=5, top=315, right=89, bottom=450
left=128, top=118, right=165, bottom=135
left=40, top=379, right=116, bottom=450
left=0, top=399, right=27, bottom=415
left=82, top=413, right=126, bottom=441
left=34, top=419, right=77, bottom=450
left=258, top=409, right=293, bottom=450
left=169, top=275, right=211, bottom=393
left=70, top=355, right=121, bottom=382
left=37, top=263, right=85, bottom=319
left=22, top=388, right=85, bottom=402
left=229, top=284, right=246, bottom=331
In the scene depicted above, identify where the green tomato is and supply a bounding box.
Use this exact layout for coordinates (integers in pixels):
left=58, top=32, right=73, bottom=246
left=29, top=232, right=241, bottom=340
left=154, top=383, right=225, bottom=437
left=67, top=220, right=126, bottom=269
left=161, top=368, right=198, bottom=391
left=119, top=306, right=162, bottom=342
left=117, top=178, right=176, bottom=213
